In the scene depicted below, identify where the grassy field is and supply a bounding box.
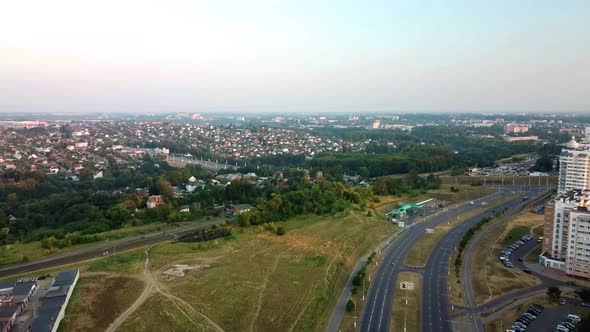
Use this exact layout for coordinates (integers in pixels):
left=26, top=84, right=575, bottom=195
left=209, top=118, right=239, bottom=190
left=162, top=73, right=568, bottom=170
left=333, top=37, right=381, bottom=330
left=391, top=272, right=421, bottom=332
left=428, top=184, right=495, bottom=203
left=471, top=211, right=543, bottom=304
left=405, top=194, right=519, bottom=268
left=119, top=294, right=203, bottom=332
left=500, top=225, right=531, bottom=247
left=58, top=210, right=396, bottom=332
left=0, top=221, right=200, bottom=267
left=60, top=274, right=146, bottom=332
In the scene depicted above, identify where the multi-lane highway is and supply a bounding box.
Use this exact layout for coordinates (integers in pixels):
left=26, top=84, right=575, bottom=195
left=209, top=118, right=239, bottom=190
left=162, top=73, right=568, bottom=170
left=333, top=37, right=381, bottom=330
left=356, top=186, right=549, bottom=332
left=421, top=187, right=547, bottom=332
left=453, top=229, right=575, bottom=325
left=358, top=188, right=516, bottom=332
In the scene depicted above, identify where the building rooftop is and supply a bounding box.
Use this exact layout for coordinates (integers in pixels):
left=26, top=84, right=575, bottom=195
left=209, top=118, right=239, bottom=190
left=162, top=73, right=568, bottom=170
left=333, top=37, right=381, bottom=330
left=557, top=189, right=590, bottom=212
left=52, top=269, right=78, bottom=286
left=30, top=297, right=66, bottom=332
left=11, top=281, right=35, bottom=296
left=0, top=281, right=15, bottom=292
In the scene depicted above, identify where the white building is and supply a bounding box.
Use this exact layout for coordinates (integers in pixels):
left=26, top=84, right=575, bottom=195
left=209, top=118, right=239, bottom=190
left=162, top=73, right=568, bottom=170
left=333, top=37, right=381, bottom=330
left=558, top=137, right=590, bottom=194
left=540, top=189, right=590, bottom=278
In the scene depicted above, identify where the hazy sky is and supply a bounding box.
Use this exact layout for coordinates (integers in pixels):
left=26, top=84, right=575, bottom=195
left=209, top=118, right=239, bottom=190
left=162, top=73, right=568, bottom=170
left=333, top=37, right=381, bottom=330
left=1, top=0, right=589, bottom=113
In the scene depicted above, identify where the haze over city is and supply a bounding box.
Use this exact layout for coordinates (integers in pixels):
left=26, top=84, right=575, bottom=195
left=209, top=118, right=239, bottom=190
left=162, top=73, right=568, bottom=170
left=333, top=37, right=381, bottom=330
left=1, top=0, right=589, bottom=113
left=3, top=2, right=590, bottom=332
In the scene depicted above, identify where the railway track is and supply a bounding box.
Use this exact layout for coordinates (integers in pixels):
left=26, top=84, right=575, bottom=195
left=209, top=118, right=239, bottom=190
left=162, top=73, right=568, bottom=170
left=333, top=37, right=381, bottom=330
left=0, top=225, right=218, bottom=278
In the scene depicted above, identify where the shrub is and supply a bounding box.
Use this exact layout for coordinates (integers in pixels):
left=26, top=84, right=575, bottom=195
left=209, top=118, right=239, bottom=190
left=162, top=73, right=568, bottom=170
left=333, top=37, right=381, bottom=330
left=346, top=299, right=355, bottom=312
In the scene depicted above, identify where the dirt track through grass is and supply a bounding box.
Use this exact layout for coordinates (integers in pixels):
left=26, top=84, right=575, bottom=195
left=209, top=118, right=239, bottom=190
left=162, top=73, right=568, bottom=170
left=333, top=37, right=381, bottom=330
left=105, top=245, right=224, bottom=332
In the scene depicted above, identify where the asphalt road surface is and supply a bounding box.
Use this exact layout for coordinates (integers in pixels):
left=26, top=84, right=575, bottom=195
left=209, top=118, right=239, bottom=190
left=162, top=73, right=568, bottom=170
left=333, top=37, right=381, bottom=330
left=358, top=187, right=516, bottom=332
left=0, top=219, right=224, bottom=278
left=421, top=187, right=548, bottom=332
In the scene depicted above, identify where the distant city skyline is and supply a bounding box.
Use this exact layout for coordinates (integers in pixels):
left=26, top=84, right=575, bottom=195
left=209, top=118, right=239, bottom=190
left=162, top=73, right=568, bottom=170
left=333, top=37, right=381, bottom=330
left=1, top=0, right=589, bottom=113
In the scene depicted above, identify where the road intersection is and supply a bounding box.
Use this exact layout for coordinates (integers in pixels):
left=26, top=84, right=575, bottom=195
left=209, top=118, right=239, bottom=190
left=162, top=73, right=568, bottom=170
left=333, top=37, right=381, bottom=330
left=330, top=186, right=551, bottom=332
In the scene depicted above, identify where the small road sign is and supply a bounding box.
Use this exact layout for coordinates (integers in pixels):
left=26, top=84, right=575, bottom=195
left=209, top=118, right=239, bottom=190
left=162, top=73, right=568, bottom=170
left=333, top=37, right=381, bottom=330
left=400, top=282, right=414, bottom=290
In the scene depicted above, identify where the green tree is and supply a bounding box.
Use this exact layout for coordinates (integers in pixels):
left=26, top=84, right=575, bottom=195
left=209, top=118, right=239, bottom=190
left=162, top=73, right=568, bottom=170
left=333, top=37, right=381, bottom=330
left=346, top=299, right=355, bottom=312
left=0, top=210, right=6, bottom=229
left=547, top=286, right=562, bottom=303
left=156, top=178, right=174, bottom=201
left=168, top=211, right=182, bottom=224
left=237, top=213, right=251, bottom=227
left=358, top=166, right=370, bottom=179
left=64, top=232, right=81, bottom=246
left=373, top=177, right=388, bottom=195
left=450, top=166, right=464, bottom=176
left=41, top=236, right=58, bottom=249
left=530, top=155, right=554, bottom=172
left=79, top=168, right=93, bottom=181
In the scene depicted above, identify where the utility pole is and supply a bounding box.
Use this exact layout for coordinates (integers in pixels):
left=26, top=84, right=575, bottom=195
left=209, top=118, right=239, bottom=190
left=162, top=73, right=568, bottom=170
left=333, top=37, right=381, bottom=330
left=353, top=298, right=357, bottom=328
left=362, top=277, right=365, bottom=301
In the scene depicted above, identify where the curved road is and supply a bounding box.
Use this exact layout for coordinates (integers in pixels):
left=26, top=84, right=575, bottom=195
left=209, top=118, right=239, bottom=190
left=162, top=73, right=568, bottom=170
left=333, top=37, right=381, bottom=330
left=454, top=233, right=575, bottom=325
left=421, top=187, right=547, bottom=332
left=357, top=188, right=514, bottom=332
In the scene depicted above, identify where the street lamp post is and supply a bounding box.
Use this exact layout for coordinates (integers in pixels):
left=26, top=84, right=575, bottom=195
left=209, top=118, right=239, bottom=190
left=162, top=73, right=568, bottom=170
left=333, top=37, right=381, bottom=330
left=404, top=289, right=408, bottom=332
left=353, top=298, right=357, bottom=328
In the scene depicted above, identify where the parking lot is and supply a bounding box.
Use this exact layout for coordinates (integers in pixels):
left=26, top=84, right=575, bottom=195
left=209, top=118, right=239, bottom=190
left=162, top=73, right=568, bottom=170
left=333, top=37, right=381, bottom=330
left=525, top=303, right=589, bottom=332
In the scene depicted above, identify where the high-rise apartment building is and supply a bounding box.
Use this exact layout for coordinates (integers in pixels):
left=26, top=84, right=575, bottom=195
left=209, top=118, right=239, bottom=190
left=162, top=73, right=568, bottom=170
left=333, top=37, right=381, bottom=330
left=558, top=137, right=590, bottom=194
left=540, top=189, right=590, bottom=278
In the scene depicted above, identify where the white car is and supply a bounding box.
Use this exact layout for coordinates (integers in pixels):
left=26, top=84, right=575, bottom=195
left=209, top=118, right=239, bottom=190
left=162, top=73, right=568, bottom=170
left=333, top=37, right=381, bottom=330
left=567, top=314, right=580, bottom=322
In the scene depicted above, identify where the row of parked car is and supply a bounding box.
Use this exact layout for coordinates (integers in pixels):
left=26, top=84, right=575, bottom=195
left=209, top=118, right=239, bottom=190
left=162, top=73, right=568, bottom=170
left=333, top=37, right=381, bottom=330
left=507, top=303, right=544, bottom=332
left=499, top=234, right=535, bottom=268
left=556, top=313, right=581, bottom=332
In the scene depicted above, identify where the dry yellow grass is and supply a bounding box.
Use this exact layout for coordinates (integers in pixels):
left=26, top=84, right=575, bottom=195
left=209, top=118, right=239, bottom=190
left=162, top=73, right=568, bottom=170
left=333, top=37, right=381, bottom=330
left=339, top=249, right=385, bottom=332
left=471, top=211, right=542, bottom=304
left=105, top=211, right=397, bottom=332
left=391, top=272, right=421, bottom=332
left=61, top=273, right=145, bottom=332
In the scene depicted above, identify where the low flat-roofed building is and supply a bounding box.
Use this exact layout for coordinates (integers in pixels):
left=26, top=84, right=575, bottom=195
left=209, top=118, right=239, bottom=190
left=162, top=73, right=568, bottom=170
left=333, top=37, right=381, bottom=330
left=52, top=269, right=79, bottom=287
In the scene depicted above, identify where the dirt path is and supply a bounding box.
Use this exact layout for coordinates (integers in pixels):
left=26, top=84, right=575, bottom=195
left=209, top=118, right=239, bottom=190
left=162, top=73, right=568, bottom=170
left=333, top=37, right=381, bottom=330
left=249, top=247, right=294, bottom=332
left=105, top=245, right=224, bottom=332
left=105, top=245, right=157, bottom=332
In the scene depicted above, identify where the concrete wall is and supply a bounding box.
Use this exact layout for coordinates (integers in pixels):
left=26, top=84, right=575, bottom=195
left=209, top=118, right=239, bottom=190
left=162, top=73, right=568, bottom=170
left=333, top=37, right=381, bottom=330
left=52, top=270, right=79, bottom=332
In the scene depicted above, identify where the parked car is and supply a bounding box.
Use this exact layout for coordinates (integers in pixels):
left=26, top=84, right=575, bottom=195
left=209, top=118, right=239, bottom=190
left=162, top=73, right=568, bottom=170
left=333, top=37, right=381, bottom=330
left=567, top=314, right=580, bottom=322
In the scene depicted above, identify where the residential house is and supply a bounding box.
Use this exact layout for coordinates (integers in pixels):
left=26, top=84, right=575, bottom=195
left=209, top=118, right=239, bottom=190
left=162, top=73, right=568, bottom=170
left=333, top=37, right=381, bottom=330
left=230, top=204, right=253, bottom=215
left=147, top=195, right=165, bottom=209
